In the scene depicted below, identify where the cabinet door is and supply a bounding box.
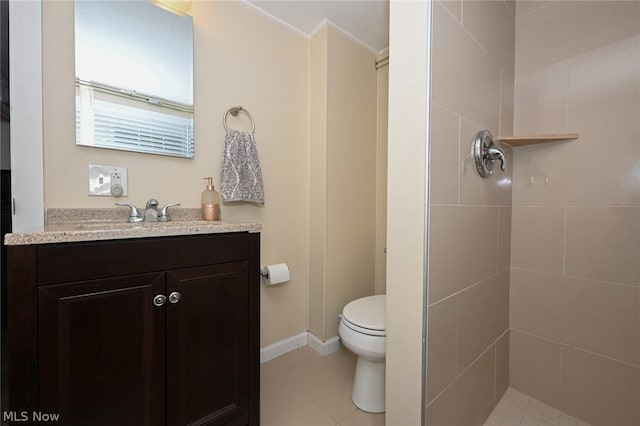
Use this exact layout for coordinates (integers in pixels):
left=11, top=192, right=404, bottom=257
left=166, top=262, right=249, bottom=425
left=38, top=272, right=166, bottom=426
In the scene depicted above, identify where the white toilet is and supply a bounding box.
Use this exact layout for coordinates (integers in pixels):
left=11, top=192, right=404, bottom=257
left=338, top=294, right=386, bottom=413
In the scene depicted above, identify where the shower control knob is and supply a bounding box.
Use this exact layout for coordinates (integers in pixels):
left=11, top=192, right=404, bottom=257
left=473, top=130, right=507, bottom=178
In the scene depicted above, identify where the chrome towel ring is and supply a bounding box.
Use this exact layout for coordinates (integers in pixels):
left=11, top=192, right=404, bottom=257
left=223, top=106, right=255, bottom=133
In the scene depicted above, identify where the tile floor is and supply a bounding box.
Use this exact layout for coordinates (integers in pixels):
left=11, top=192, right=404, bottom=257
left=260, top=345, right=385, bottom=426
left=261, top=346, right=593, bottom=426
left=484, top=387, right=591, bottom=426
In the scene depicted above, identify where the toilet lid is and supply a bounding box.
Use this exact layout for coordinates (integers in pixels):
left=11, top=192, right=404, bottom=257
left=342, top=295, right=386, bottom=333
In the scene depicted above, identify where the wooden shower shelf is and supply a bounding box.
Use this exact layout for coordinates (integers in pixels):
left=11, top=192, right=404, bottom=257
left=497, top=133, right=579, bottom=147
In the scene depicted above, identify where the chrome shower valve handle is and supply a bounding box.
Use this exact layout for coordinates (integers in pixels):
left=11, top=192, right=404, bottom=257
left=486, top=146, right=506, bottom=172
left=472, top=130, right=507, bottom=178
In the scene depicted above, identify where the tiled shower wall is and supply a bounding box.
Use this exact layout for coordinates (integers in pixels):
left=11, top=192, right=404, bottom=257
left=426, top=1, right=515, bottom=424
left=510, top=2, right=640, bottom=425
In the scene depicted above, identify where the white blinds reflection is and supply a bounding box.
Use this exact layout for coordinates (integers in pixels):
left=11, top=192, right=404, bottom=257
left=75, top=82, right=194, bottom=158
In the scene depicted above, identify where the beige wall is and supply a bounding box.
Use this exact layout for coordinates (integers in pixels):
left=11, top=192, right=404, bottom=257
left=308, top=24, right=328, bottom=341
left=375, top=56, right=388, bottom=296
left=41, top=0, right=310, bottom=348
left=325, top=26, right=377, bottom=340
left=308, top=23, right=378, bottom=341
left=386, top=1, right=430, bottom=423
left=510, top=2, right=640, bottom=425
left=426, top=1, right=514, bottom=424
left=41, top=1, right=381, bottom=349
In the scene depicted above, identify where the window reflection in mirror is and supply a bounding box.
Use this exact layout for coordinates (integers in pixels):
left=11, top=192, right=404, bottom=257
left=75, top=0, right=194, bottom=158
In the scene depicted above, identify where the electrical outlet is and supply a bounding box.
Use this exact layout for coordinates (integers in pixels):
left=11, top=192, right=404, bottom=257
left=89, top=165, right=128, bottom=196
left=110, top=171, right=125, bottom=197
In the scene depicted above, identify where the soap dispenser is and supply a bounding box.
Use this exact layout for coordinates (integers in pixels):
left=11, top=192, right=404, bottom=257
left=202, top=177, right=221, bottom=221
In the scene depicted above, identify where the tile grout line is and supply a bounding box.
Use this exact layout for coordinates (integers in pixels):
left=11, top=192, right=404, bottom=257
left=428, top=269, right=508, bottom=308
left=510, top=266, right=640, bottom=289
left=510, top=327, right=640, bottom=369
left=457, top=115, right=462, bottom=205
left=565, top=62, right=570, bottom=133
left=493, top=344, right=497, bottom=404
left=499, top=67, right=504, bottom=137
left=562, top=207, right=567, bottom=277
left=431, top=100, right=500, bottom=133
left=514, top=0, right=559, bottom=22
left=560, top=344, right=564, bottom=411
left=431, top=203, right=515, bottom=208
left=429, top=328, right=510, bottom=407
left=454, top=295, right=459, bottom=388
left=458, top=0, right=508, bottom=72
left=496, top=207, right=501, bottom=273
left=511, top=204, right=640, bottom=208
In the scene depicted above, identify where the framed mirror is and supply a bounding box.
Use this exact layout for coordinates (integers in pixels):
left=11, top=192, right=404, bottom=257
left=74, top=0, right=194, bottom=158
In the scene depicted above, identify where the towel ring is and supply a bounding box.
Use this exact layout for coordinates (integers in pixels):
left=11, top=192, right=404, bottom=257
left=223, top=106, right=255, bottom=133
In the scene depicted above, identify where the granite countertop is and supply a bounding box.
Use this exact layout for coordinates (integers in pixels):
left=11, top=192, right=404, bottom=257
left=5, top=208, right=262, bottom=246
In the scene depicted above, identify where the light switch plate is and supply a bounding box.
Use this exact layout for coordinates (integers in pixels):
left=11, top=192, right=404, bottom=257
left=88, top=165, right=128, bottom=197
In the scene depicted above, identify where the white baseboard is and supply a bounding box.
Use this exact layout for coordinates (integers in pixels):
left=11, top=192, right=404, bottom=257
left=307, top=333, right=341, bottom=356
left=260, top=332, right=308, bottom=364
left=260, top=332, right=342, bottom=364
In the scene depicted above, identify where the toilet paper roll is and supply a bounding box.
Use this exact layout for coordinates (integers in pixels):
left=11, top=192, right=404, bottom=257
left=262, top=263, right=290, bottom=285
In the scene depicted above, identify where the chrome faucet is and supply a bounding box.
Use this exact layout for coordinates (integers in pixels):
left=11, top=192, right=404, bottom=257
left=116, top=199, right=180, bottom=222
left=115, top=202, right=143, bottom=223
left=158, top=203, right=181, bottom=222
left=144, top=199, right=159, bottom=222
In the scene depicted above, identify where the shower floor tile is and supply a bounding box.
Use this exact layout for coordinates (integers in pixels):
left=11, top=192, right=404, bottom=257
left=484, top=387, right=591, bottom=426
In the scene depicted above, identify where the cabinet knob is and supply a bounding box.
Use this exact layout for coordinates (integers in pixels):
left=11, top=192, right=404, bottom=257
left=153, top=294, right=167, bottom=307
left=169, top=292, right=182, bottom=304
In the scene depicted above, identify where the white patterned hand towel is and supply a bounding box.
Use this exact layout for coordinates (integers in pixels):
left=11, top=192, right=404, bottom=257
left=220, top=129, right=265, bottom=204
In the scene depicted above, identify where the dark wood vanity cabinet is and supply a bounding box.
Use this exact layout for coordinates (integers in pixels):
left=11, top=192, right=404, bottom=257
left=8, top=232, right=260, bottom=426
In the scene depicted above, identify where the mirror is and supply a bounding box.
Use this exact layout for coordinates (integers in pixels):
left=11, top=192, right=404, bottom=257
left=74, top=0, right=194, bottom=158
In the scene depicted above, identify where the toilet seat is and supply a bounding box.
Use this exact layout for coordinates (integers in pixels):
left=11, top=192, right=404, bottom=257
left=342, top=317, right=386, bottom=336
left=342, top=295, right=386, bottom=337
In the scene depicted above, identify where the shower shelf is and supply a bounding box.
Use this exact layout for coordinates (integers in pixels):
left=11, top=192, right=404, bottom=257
left=498, top=133, right=579, bottom=147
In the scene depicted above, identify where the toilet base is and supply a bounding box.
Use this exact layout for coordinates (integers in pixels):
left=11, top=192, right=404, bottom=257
left=352, top=357, right=385, bottom=413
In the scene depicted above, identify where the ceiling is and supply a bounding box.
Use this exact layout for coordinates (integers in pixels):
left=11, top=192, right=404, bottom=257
left=245, top=0, right=390, bottom=52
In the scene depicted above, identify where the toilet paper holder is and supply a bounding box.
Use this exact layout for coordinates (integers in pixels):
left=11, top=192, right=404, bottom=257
left=261, top=263, right=291, bottom=285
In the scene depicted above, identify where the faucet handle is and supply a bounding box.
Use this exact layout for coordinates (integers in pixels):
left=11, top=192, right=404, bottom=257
left=115, top=202, right=144, bottom=223
left=158, top=203, right=180, bottom=222
left=472, top=130, right=507, bottom=177
left=486, top=146, right=507, bottom=172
